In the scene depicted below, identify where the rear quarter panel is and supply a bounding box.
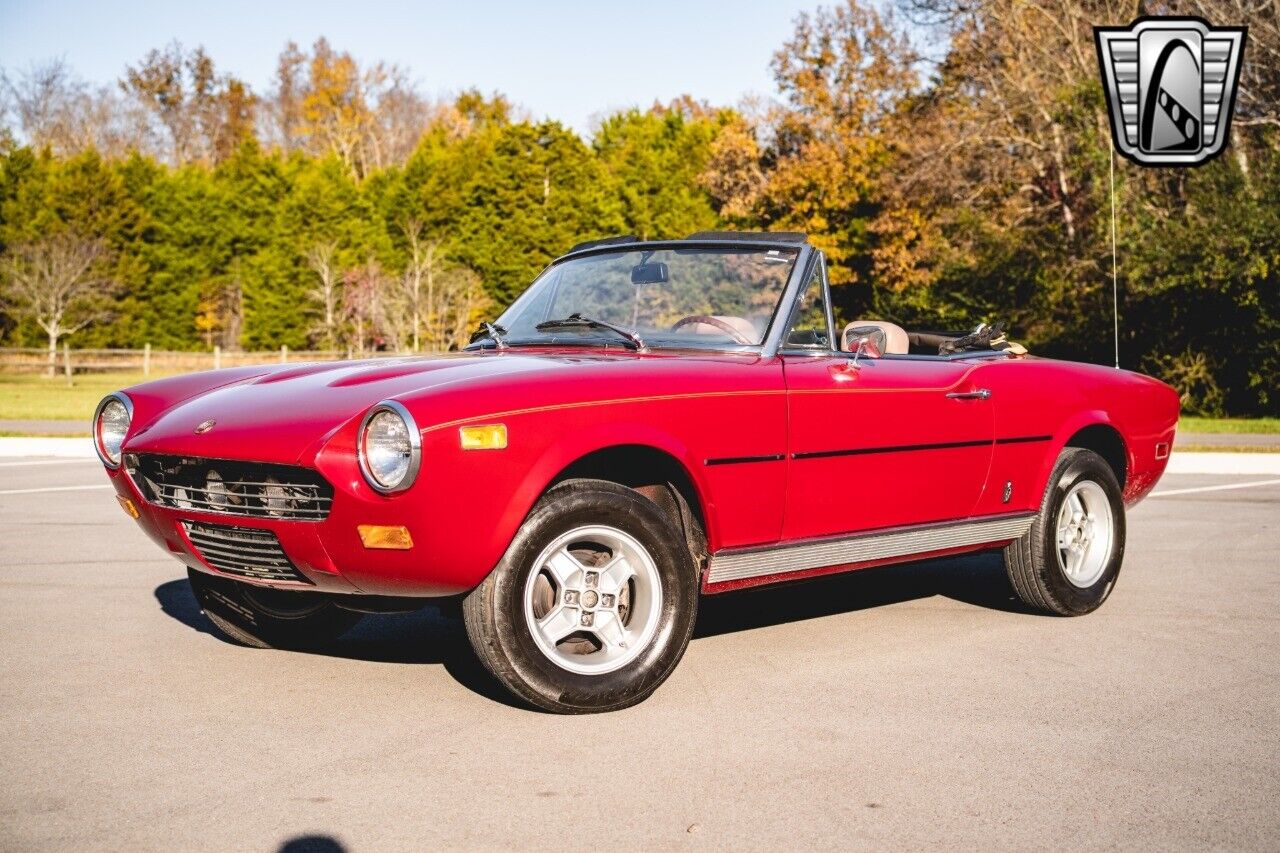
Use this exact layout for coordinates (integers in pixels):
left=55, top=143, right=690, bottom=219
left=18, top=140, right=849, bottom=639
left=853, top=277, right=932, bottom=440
left=971, top=357, right=1180, bottom=517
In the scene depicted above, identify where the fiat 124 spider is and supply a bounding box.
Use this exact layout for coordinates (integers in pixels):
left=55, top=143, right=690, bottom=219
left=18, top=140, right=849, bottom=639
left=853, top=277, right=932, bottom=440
left=95, top=232, right=1179, bottom=712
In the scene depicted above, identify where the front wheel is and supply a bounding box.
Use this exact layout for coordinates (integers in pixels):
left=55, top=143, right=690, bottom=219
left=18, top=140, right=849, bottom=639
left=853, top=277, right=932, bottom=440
left=188, top=568, right=363, bottom=649
left=1003, top=448, right=1126, bottom=616
left=463, top=479, right=698, bottom=713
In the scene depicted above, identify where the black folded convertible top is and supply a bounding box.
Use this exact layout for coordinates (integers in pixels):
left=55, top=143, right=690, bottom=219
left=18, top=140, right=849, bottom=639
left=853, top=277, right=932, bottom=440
left=566, top=235, right=640, bottom=254
left=566, top=231, right=809, bottom=256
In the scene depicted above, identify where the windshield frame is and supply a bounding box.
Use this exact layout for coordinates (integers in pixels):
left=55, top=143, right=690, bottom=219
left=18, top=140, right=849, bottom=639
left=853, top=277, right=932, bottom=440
left=469, top=239, right=816, bottom=356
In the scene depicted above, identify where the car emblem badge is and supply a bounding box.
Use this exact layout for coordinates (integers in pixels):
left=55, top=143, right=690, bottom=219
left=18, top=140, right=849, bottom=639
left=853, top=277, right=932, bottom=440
left=194, top=419, right=217, bottom=434
left=1095, top=16, right=1246, bottom=167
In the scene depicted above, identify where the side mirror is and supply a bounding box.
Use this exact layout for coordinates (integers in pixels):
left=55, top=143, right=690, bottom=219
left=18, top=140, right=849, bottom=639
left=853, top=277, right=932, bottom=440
left=848, top=336, right=871, bottom=369
left=846, top=333, right=884, bottom=369
left=842, top=325, right=887, bottom=357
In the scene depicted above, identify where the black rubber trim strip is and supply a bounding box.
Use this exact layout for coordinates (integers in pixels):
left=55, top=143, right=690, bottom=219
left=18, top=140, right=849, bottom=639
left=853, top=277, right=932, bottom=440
left=792, top=439, right=990, bottom=460
left=791, top=434, right=1053, bottom=461
left=705, top=454, right=786, bottom=467
left=995, top=435, right=1052, bottom=445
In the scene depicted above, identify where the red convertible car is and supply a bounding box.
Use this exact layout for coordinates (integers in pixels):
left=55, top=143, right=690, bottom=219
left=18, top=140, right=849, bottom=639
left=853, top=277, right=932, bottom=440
left=94, top=232, right=1179, bottom=712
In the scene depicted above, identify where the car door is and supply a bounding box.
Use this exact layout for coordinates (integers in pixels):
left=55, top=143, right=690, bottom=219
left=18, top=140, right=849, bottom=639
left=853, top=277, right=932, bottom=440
left=780, top=257, right=994, bottom=541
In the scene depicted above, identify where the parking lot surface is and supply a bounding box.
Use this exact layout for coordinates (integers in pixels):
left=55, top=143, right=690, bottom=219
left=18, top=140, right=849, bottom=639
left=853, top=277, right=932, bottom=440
left=2, top=459, right=1277, bottom=850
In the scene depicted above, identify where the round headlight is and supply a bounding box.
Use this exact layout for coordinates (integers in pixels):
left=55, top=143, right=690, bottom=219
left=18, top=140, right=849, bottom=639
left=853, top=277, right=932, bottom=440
left=358, top=401, right=421, bottom=493
left=93, top=393, right=133, bottom=468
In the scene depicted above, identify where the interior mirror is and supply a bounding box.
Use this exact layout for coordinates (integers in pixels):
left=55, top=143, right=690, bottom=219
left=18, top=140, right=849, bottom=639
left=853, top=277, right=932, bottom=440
left=631, top=262, right=669, bottom=285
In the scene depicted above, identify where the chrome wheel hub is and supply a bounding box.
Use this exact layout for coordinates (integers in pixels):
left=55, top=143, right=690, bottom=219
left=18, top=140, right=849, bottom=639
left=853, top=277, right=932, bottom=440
left=1055, top=480, right=1114, bottom=589
left=523, top=525, right=663, bottom=675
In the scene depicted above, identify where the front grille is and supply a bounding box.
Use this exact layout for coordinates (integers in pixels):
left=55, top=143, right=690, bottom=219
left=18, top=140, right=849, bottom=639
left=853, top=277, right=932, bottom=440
left=126, top=454, right=333, bottom=521
left=182, top=521, right=311, bottom=584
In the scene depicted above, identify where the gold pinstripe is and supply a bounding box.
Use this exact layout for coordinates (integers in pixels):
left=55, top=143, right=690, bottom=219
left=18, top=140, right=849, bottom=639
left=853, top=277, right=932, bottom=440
left=419, top=364, right=985, bottom=434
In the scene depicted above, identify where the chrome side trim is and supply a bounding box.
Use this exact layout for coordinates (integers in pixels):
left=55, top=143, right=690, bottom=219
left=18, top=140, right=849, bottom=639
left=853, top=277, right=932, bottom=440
left=706, top=512, right=1035, bottom=584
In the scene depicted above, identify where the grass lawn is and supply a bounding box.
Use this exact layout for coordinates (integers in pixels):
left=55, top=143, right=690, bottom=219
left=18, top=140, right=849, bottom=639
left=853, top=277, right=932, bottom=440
left=0, top=371, right=175, bottom=422
left=1178, top=416, right=1280, bottom=434
left=1175, top=444, right=1280, bottom=453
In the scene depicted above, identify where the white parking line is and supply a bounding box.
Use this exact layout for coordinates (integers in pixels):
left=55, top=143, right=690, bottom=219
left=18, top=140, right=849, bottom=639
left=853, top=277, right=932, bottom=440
left=0, top=484, right=113, bottom=496
left=0, top=438, right=94, bottom=458
left=1165, top=453, right=1280, bottom=475
left=1150, top=479, right=1280, bottom=498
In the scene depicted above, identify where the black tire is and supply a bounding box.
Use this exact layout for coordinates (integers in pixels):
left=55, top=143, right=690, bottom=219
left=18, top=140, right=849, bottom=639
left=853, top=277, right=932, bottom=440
left=1004, top=448, right=1126, bottom=616
left=187, top=567, right=363, bottom=649
left=463, top=479, right=699, bottom=714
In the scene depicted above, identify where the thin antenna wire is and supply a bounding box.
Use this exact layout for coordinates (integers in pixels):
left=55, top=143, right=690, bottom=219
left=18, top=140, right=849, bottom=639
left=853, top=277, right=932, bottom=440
left=1109, top=144, right=1120, bottom=369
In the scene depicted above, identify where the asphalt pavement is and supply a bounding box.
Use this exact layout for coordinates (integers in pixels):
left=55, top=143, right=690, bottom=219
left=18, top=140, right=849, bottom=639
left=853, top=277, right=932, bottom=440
left=1, top=459, right=1277, bottom=850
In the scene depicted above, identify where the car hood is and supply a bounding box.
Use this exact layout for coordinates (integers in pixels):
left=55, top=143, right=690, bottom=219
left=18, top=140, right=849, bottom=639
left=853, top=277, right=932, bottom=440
left=122, top=352, right=561, bottom=464
left=122, top=348, right=757, bottom=465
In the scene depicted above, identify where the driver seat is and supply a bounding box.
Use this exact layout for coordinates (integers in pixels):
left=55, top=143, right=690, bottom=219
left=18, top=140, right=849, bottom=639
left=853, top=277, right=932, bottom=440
left=842, top=320, right=909, bottom=355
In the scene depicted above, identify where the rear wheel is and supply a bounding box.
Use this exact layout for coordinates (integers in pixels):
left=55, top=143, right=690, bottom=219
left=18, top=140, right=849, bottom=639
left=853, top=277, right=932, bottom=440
left=187, top=568, right=363, bottom=649
left=463, top=479, right=698, bottom=713
left=1004, top=448, right=1126, bottom=616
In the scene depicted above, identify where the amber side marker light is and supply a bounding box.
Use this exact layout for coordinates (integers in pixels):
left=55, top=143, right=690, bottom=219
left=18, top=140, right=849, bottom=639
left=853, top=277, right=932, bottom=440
left=357, top=525, right=414, bottom=550
left=459, top=423, right=508, bottom=450
left=116, top=495, right=140, bottom=519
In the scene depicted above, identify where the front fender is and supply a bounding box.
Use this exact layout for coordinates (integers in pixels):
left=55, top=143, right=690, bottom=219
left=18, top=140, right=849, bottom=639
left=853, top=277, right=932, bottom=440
left=314, top=413, right=720, bottom=596
left=502, top=421, right=716, bottom=553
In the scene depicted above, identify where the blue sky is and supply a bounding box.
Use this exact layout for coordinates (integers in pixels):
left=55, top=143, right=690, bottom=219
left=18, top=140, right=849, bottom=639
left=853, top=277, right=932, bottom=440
left=0, top=0, right=822, bottom=134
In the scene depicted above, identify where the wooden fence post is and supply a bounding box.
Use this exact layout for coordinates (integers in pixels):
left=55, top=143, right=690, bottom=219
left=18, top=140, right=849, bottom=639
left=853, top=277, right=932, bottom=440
left=143, top=343, right=151, bottom=376
left=281, top=345, right=288, bottom=363
left=63, top=342, right=72, bottom=386
left=214, top=345, right=221, bottom=370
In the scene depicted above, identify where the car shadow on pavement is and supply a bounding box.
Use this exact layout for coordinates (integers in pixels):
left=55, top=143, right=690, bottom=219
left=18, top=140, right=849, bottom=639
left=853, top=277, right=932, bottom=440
left=278, top=835, right=347, bottom=853
left=154, top=550, right=1029, bottom=708
left=153, top=578, right=519, bottom=707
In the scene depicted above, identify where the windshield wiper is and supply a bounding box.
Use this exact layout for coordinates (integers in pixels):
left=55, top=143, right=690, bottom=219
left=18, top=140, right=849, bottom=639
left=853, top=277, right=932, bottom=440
left=535, top=313, right=645, bottom=350
left=469, top=321, right=508, bottom=349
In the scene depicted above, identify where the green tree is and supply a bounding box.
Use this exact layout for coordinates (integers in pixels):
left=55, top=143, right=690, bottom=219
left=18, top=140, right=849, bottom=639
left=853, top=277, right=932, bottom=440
left=592, top=103, right=723, bottom=241
left=454, top=121, right=624, bottom=306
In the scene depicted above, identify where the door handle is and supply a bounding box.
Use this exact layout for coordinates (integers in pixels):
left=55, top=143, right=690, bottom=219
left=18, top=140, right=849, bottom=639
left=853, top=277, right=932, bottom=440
left=946, top=388, right=991, bottom=400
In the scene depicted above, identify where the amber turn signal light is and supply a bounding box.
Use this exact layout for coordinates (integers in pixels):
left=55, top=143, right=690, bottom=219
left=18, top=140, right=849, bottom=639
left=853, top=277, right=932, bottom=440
left=459, top=423, right=507, bottom=450
left=116, top=495, right=140, bottom=519
left=357, top=524, right=414, bottom=550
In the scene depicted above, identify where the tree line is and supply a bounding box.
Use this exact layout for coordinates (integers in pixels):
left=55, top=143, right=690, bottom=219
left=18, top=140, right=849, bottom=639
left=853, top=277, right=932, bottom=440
left=1, top=0, right=1277, bottom=415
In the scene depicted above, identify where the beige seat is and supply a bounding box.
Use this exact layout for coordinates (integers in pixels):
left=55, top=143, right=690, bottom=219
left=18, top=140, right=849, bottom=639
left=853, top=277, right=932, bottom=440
left=842, top=320, right=909, bottom=355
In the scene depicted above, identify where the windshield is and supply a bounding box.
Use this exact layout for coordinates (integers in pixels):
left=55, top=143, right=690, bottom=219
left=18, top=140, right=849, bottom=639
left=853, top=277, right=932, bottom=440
left=484, top=246, right=799, bottom=350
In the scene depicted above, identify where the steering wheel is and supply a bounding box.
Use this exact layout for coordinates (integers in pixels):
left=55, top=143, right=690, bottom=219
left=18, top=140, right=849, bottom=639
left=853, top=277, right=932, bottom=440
left=670, top=315, right=754, bottom=345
